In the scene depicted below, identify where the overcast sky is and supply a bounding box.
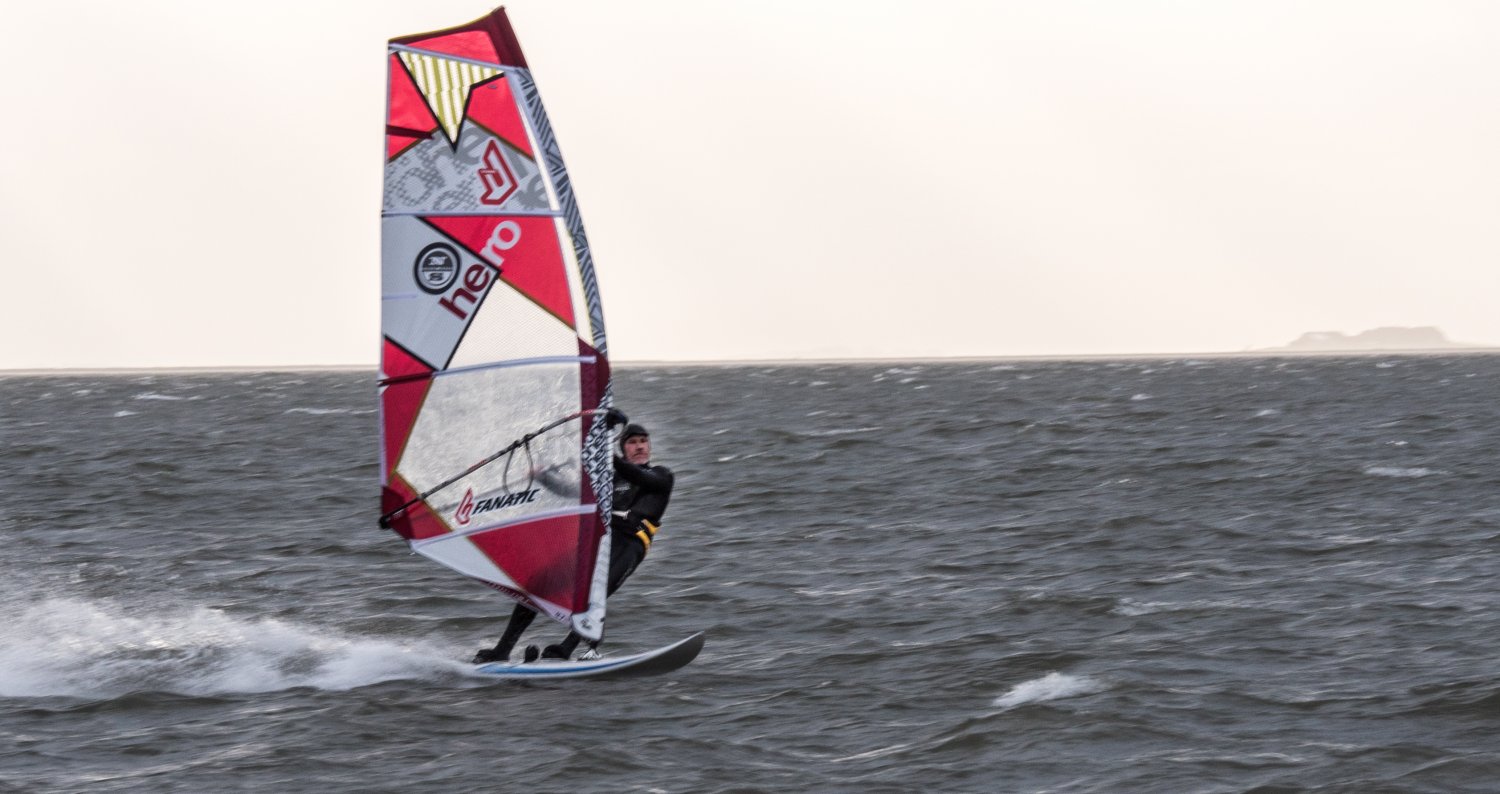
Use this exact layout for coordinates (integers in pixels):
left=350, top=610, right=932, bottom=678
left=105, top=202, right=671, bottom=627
left=3, top=0, right=1498, bottom=368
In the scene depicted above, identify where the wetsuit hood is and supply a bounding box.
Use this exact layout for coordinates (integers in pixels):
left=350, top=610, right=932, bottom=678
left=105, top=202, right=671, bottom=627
left=619, top=423, right=649, bottom=449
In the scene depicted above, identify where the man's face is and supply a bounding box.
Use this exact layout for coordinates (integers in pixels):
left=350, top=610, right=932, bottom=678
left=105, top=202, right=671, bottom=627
left=623, top=435, right=651, bottom=465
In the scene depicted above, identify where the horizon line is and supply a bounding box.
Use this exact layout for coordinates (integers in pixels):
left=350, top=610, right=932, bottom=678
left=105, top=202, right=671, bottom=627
left=4, top=346, right=1498, bottom=376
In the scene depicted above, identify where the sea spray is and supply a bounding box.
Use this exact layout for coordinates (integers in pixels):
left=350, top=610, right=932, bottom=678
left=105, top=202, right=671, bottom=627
left=0, top=597, right=465, bottom=699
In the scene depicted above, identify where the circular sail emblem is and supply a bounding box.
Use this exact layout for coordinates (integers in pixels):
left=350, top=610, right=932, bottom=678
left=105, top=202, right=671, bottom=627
left=414, top=243, right=461, bottom=294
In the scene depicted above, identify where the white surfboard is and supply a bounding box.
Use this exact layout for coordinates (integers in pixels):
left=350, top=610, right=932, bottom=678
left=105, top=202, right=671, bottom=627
left=473, top=632, right=705, bottom=680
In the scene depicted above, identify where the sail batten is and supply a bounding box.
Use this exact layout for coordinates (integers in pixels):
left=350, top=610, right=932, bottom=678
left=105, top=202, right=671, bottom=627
left=380, top=7, right=612, bottom=641
left=411, top=505, right=599, bottom=549
left=390, top=44, right=511, bottom=70
left=378, top=355, right=599, bottom=387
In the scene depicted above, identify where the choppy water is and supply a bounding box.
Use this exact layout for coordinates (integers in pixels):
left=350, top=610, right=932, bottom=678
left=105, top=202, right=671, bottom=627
left=3, top=356, right=1499, bottom=793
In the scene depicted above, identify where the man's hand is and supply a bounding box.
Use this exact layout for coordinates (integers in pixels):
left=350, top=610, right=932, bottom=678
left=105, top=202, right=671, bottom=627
left=604, top=407, right=628, bottom=428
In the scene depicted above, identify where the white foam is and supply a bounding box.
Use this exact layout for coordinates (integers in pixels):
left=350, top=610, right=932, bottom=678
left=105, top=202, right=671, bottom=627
left=284, top=407, right=352, bottom=415
left=0, top=598, right=466, bottom=699
left=804, top=427, right=882, bottom=437
left=716, top=451, right=767, bottom=463
left=113, top=410, right=137, bottom=418
left=832, top=742, right=916, bottom=763
left=133, top=392, right=199, bottom=402
left=992, top=672, right=1104, bottom=709
left=794, top=583, right=884, bottom=598
left=1115, top=597, right=1245, bottom=616
left=1115, top=599, right=1167, bottom=616
left=1364, top=466, right=1435, bottom=479
left=1131, top=393, right=1152, bottom=401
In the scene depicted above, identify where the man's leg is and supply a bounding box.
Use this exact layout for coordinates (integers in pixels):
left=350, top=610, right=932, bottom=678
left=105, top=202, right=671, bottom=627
left=542, top=539, right=645, bottom=659
left=604, top=538, right=645, bottom=597
left=472, top=603, right=536, bottom=663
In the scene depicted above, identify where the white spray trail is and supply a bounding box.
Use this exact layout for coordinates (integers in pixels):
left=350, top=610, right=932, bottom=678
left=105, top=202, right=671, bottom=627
left=0, top=597, right=471, bottom=699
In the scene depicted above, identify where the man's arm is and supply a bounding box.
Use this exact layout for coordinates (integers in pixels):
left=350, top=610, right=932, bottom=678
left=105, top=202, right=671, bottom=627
left=614, top=457, right=674, bottom=492
left=529, top=462, right=576, bottom=496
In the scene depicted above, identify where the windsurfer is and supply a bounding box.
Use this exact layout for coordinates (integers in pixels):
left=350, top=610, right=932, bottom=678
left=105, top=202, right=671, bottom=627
left=474, top=418, right=675, bottom=663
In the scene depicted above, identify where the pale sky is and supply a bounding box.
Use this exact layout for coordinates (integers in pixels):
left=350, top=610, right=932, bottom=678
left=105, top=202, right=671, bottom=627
left=3, top=0, right=1498, bottom=368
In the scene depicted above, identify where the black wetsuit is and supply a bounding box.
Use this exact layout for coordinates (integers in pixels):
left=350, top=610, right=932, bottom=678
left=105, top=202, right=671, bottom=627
left=482, top=455, right=674, bottom=660
left=606, top=455, right=675, bottom=583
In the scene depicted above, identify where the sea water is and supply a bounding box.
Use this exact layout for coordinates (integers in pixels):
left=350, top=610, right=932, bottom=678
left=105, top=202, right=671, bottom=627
left=2, top=356, right=1498, bottom=793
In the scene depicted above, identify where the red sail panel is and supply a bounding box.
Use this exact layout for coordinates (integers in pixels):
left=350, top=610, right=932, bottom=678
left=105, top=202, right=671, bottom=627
left=380, top=340, right=434, bottom=476
left=387, top=54, right=438, bottom=131
left=390, top=8, right=529, bottom=68
left=426, top=215, right=575, bottom=326
left=381, top=337, right=435, bottom=381
left=466, top=76, right=534, bottom=158
left=382, top=479, right=450, bottom=541
left=381, top=378, right=428, bottom=478
left=469, top=513, right=599, bottom=611
left=387, top=55, right=437, bottom=159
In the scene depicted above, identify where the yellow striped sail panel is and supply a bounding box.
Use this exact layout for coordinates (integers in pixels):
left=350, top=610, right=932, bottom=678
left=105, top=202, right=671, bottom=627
left=397, top=51, right=503, bottom=146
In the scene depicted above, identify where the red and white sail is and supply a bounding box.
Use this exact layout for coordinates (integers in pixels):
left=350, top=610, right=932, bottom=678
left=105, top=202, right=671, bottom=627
left=379, top=7, right=613, bottom=640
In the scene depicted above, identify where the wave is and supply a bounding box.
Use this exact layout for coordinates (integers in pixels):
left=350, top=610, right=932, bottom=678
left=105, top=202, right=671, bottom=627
left=801, top=427, right=883, bottom=437
left=1364, top=466, right=1436, bottom=479
left=133, top=392, right=201, bottom=402
left=1117, top=598, right=1226, bottom=617
left=992, top=672, right=1105, bottom=708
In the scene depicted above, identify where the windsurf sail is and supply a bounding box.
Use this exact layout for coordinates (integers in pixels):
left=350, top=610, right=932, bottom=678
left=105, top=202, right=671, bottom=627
left=379, top=7, right=614, bottom=641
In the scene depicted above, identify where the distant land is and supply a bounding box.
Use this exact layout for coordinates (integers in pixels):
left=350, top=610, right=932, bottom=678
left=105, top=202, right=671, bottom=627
left=1263, top=326, right=1495, bottom=353
left=7, top=327, right=1500, bottom=375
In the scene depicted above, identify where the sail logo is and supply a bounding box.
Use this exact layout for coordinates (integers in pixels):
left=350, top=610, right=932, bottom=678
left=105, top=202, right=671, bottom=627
left=485, top=220, right=522, bottom=262
left=453, top=488, right=539, bottom=526
left=413, top=244, right=460, bottom=294
left=436, top=261, right=496, bottom=320
left=432, top=221, right=520, bottom=321
left=474, top=489, right=540, bottom=516
left=455, top=488, right=475, bottom=526
left=477, top=140, right=519, bottom=205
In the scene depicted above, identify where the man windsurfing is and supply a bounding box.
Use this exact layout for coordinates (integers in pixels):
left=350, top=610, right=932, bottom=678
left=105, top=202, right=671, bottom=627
left=474, top=416, right=675, bottom=663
